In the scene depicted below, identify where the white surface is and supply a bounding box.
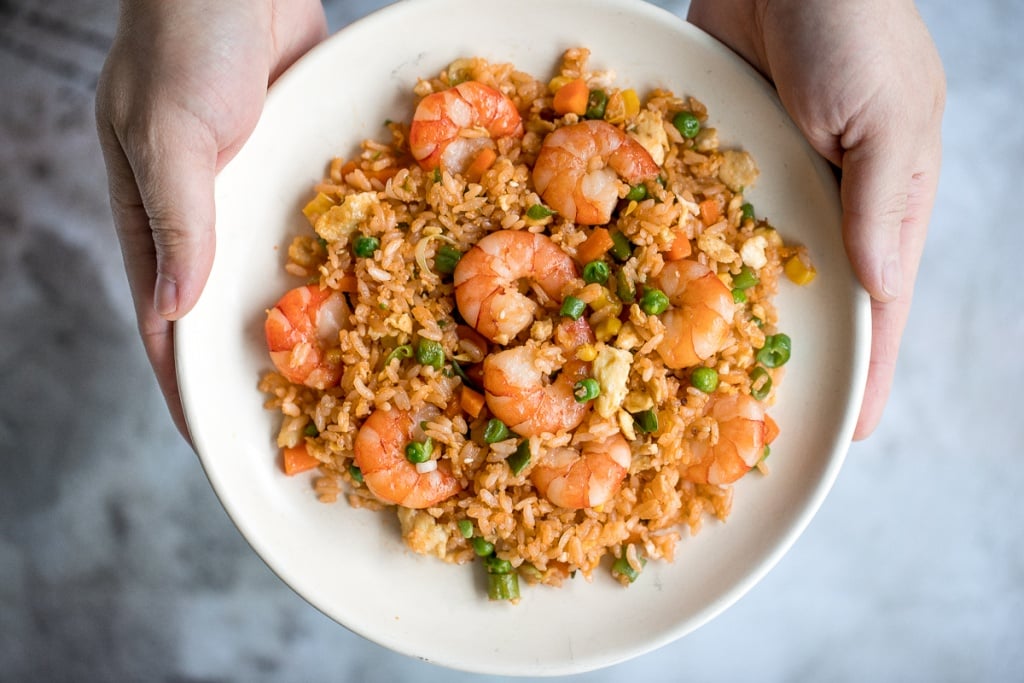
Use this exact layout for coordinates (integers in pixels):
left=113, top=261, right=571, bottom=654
left=176, top=0, right=867, bottom=674
left=1, top=0, right=1021, bottom=681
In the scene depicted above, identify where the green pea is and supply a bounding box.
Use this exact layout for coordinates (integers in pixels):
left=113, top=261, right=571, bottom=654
left=415, top=339, right=445, bottom=369
left=633, top=409, right=659, bottom=434
left=625, top=183, right=648, bottom=202
left=639, top=288, right=670, bottom=316
left=573, top=377, right=601, bottom=403
left=434, top=244, right=462, bottom=274
left=483, top=418, right=511, bottom=444
left=750, top=367, right=773, bottom=400
left=526, top=203, right=555, bottom=220
left=691, top=366, right=719, bottom=393
left=560, top=295, right=586, bottom=320
left=472, top=536, right=495, bottom=557
left=732, top=265, right=759, bottom=290
left=672, top=111, right=701, bottom=139
left=304, top=423, right=320, bottom=437
left=404, top=438, right=433, bottom=463
left=457, top=519, right=474, bottom=539
left=582, top=260, right=610, bottom=285
left=353, top=235, right=379, bottom=258
left=585, top=89, right=608, bottom=119
left=756, top=333, right=792, bottom=368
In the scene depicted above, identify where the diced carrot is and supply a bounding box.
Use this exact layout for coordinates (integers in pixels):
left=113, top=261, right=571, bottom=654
left=465, top=147, right=497, bottom=183
left=698, top=198, right=721, bottom=226
left=340, top=160, right=359, bottom=177
left=764, top=414, right=780, bottom=444
left=576, top=227, right=615, bottom=265
left=282, top=444, right=320, bottom=476
left=665, top=230, right=692, bottom=261
left=337, top=274, right=359, bottom=292
left=552, top=78, right=589, bottom=116
left=460, top=385, right=486, bottom=419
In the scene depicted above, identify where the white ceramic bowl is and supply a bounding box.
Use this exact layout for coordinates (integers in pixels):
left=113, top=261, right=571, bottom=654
left=177, top=0, right=870, bottom=675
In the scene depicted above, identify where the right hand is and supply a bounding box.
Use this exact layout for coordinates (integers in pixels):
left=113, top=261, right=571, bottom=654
left=95, top=0, right=327, bottom=441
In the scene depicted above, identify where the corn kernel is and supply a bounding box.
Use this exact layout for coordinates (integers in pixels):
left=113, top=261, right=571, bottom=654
left=621, top=88, right=640, bottom=118
left=595, top=317, right=623, bottom=342
left=784, top=253, right=817, bottom=285
left=623, top=200, right=638, bottom=217
left=576, top=344, right=599, bottom=362
left=548, top=75, right=573, bottom=94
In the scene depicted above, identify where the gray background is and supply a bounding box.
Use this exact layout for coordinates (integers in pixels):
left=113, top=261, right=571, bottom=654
left=2, top=0, right=1022, bottom=681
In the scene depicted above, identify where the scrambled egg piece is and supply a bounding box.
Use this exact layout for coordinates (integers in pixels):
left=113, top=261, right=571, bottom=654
left=593, top=344, right=633, bottom=419
left=629, top=110, right=669, bottom=166
left=314, top=191, right=379, bottom=242
left=398, top=507, right=449, bottom=560
left=740, top=234, right=769, bottom=270
left=718, top=150, right=759, bottom=192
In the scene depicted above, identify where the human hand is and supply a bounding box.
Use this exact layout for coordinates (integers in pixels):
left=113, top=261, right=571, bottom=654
left=688, top=0, right=946, bottom=439
left=96, top=0, right=327, bottom=441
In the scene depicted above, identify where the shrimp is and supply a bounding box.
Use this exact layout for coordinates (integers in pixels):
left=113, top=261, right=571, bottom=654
left=453, top=230, right=578, bottom=344
left=409, top=81, right=524, bottom=174
left=682, top=393, right=766, bottom=485
left=651, top=259, right=735, bottom=369
left=353, top=406, right=462, bottom=509
left=265, top=284, right=350, bottom=389
left=530, top=433, right=631, bottom=509
left=532, top=119, right=660, bottom=225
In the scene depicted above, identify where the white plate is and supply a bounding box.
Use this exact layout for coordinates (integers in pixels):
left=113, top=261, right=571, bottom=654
left=176, top=0, right=870, bottom=675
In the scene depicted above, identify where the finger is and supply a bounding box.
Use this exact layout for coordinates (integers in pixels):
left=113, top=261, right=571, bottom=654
left=268, top=0, right=328, bottom=83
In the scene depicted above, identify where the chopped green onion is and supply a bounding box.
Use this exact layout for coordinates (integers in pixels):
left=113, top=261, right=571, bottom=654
left=585, top=89, right=608, bottom=119
left=611, top=553, right=647, bottom=583
left=560, top=295, right=586, bottom=320
left=741, top=202, right=755, bottom=221
left=384, top=344, right=414, bottom=366
left=672, top=111, right=701, bottom=139
left=404, top=437, right=433, bottom=463
left=609, top=230, right=633, bottom=262
left=353, top=235, right=380, bottom=258
left=434, top=244, right=462, bottom=274
left=415, top=338, right=445, bottom=369
left=750, top=366, right=773, bottom=400
left=457, top=519, right=474, bottom=539
left=756, top=333, right=792, bottom=368
left=732, top=265, right=759, bottom=290
left=433, top=168, right=442, bottom=182
left=691, top=366, right=719, bottom=393
left=625, top=183, right=648, bottom=201
left=472, top=536, right=495, bottom=557
left=732, top=288, right=747, bottom=303
left=526, top=203, right=555, bottom=220
left=573, top=377, right=601, bottom=403
left=507, top=439, right=531, bottom=475
left=347, top=464, right=363, bottom=484
left=633, top=409, right=659, bottom=434
left=582, top=260, right=610, bottom=285
left=487, top=572, right=520, bottom=601
left=639, top=288, right=670, bottom=316
left=483, top=418, right=511, bottom=444
left=448, top=357, right=479, bottom=391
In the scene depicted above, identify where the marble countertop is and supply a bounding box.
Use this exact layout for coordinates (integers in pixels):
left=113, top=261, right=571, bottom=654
left=2, top=0, right=1021, bottom=681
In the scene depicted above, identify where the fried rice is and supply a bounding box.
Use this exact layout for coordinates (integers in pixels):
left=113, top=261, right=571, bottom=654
left=259, top=48, right=814, bottom=601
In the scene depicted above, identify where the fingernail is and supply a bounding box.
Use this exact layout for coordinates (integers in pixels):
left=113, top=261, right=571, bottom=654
left=881, top=255, right=902, bottom=300
left=154, top=273, right=178, bottom=317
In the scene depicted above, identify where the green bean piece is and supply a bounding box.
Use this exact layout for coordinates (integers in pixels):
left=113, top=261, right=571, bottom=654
left=611, top=553, right=647, bottom=583
left=691, top=366, right=720, bottom=393
left=347, top=464, right=364, bottom=484
left=625, top=183, right=648, bottom=202
left=573, top=377, right=601, bottom=403
left=483, top=418, right=511, bottom=444
left=404, top=437, right=433, bottom=463
left=732, top=288, right=747, bottom=304
left=582, top=260, right=610, bottom=285
left=472, top=536, right=495, bottom=557
left=353, top=235, right=380, bottom=258
left=732, top=265, right=759, bottom=290
left=526, top=203, right=555, bottom=220
left=633, top=409, right=659, bottom=434
left=484, top=555, right=513, bottom=575
left=609, top=230, right=633, bottom=262
left=639, top=288, right=670, bottom=315
left=457, top=519, right=474, bottom=539
left=750, top=367, right=773, bottom=400
left=434, top=244, right=462, bottom=274
left=507, top=440, right=531, bottom=475
left=560, top=295, right=586, bottom=320
left=384, top=344, right=414, bottom=366
left=756, top=333, right=792, bottom=368
left=487, top=572, right=520, bottom=601
left=415, top=339, right=445, bottom=369
left=741, top=202, right=755, bottom=221
left=585, top=89, right=608, bottom=119
left=672, top=111, right=701, bottom=139
left=615, top=272, right=636, bottom=304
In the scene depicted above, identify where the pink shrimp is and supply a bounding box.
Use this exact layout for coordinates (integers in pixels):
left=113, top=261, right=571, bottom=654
left=530, top=433, right=632, bottom=509
left=353, top=406, right=462, bottom=509
left=265, top=284, right=350, bottom=389
left=651, top=259, right=735, bottom=369
left=409, top=81, right=524, bottom=174
left=682, top=393, right=767, bottom=485
left=532, top=119, right=660, bottom=225
left=453, top=230, right=578, bottom=344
